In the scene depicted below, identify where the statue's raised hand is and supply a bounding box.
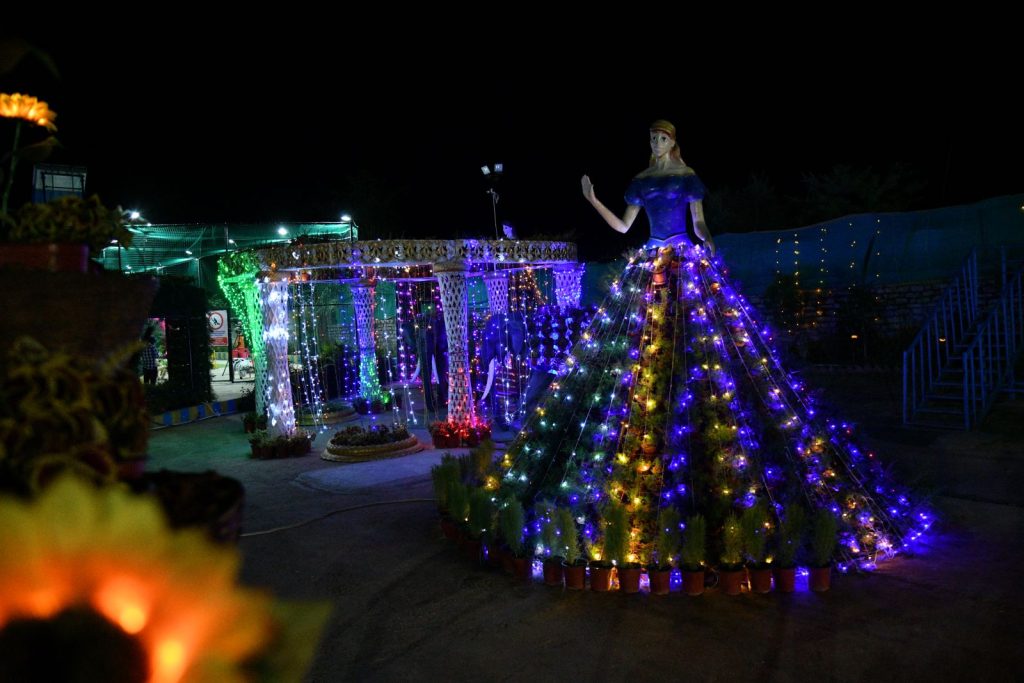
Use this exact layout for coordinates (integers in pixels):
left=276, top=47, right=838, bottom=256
left=581, top=175, right=596, bottom=203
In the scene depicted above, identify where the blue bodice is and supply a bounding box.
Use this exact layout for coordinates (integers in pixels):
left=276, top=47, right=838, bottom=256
left=625, top=172, right=706, bottom=244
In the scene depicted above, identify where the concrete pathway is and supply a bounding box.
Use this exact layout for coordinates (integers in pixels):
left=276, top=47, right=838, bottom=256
left=146, top=375, right=1024, bottom=682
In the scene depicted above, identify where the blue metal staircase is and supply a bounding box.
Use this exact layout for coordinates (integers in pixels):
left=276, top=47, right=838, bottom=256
left=903, top=249, right=1024, bottom=429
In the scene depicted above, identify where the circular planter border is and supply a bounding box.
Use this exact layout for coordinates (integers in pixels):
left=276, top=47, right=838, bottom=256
left=321, top=435, right=424, bottom=462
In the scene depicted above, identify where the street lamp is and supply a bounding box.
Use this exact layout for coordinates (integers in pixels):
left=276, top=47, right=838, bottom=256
left=481, top=163, right=503, bottom=239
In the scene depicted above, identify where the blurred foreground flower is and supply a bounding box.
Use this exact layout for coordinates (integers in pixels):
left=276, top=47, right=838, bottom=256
left=0, top=477, right=329, bottom=682
left=0, top=93, right=56, bottom=131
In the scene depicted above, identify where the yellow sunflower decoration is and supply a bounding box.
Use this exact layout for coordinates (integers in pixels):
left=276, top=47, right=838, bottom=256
left=0, top=477, right=328, bottom=683
left=0, top=93, right=57, bottom=131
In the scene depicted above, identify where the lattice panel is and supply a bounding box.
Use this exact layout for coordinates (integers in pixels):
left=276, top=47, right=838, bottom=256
left=555, top=264, right=585, bottom=310
left=484, top=271, right=510, bottom=315
left=350, top=282, right=382, bottom=400
left=436, top=266, right=475, bottom=425
left=260, top=279, right=296, bottom=435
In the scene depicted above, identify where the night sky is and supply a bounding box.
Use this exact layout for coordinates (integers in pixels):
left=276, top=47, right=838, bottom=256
left=6, top=32, right=1021, bottom=262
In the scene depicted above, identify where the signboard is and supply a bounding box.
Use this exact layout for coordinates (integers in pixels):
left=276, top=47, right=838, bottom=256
left=207, top=310, right=229, bottom=346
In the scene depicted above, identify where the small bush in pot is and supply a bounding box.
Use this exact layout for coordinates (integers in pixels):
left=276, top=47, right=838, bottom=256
left=649, top=507, right=680, bottom=595
left=680, top=514, right=706, bottom=596
left=718, top=513, right=744, bottom=595
left=773, top=505, right=806, bottom=593
left=741, top=503, right=773, bottom=593
left=808, top=509, right=838, bottom=592
left=556, top=508, right=586, bottom=590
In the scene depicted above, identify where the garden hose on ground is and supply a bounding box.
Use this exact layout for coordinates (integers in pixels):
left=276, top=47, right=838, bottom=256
left=240, top=498, right=437, bottom=537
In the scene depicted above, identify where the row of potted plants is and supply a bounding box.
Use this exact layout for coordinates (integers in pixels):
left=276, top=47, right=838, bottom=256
left=431, top=448, right=840, bottom=594
left=248, top=430, right=313, bottom=459
left=429, top=421, right=493, bottom=448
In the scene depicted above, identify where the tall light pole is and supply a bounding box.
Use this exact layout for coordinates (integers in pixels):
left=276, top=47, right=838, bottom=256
left=481, top=163, right=503, bottom=240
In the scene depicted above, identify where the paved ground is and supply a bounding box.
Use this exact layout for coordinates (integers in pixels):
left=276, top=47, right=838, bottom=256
left=147, top=371, right=1024, bottom=682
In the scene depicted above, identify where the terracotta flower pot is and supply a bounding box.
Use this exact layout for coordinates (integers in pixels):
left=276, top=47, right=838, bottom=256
left=619, top=565, right=643, bottom=594
left=463, top=538, right=482, bottom=563
left=810, top=565, right=832, bottom=592
left=648, top=567, right=672, bottom=595
left=543, top=559, right=564, bottom=587
left=682, top=569, right=705, bottom=596
left=500, top=547, right=515, bottom=575
left=512, top=556, right=532, bottom=580
left=0, top=243, right=89, bottom=273
left=563, top=561, right=586, bottom=590
left=483, top=543, right=502, bottom=569
left=773, top=567, right=796, bottom=593
left=440, top=517, right=458, bottom=540
left=590, top=564, right=613, bottom=592
left=719, top=567, right=744, bottom=596
left=117, top=458, right=147, bottom=481
left=748, top=567, right=773, bottom=594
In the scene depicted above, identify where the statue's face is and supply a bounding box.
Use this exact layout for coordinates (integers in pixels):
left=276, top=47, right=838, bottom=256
left=650, top=130, right=674, bottom=157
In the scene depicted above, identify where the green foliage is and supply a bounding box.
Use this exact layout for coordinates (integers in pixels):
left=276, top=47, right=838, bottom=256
left=775, top=505, right=807, bottom=568
left=810, top=509, right=839, bottom=567
left=217, top=250, right=263, bottom=282
left=741, top=503, right=770, bottom=566
left=445, top=480, right=470, bottom=523
left=654, top=507, right=681, bottom=568
left=535, top=500, right=559, bottom=554
left=601, top=501, right=630, bottom=566
left=555, top=508, right=581, bottom=564
left=720, top=513, right=743, bottom=567
left=329, top=425, right=410, bottom=447
left=4, top=195, right=131, bottom=251
left=498, top=497, right=526, bottom=556
left=470, top=440, right=495, bottom=484
left=430, top=455, right=460, bottom=511
left=680, top=514, right=706, bottom=570
left=467, top=488, right=495, bottom=540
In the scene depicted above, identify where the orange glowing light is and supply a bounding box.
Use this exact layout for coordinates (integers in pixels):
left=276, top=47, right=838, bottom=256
left=0, top=92, right=57, bottom=131
left=0, top=477, right=276, bottom=683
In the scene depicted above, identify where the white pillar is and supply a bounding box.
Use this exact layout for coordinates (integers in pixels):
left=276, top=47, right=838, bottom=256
left=350, top=280, right=383, bottom=401
left=554, top=263, right=585, bottom=311
left=434, top=260, right=476, bottom=425
left=260, top=277, right=296, bottom=435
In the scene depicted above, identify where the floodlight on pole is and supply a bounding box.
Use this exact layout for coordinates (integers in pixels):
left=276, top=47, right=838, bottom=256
left=481, top=162, right=503, bottom=239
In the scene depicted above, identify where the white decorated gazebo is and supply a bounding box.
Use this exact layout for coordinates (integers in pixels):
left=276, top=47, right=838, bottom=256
left=231, top=238, right=581, bottom=435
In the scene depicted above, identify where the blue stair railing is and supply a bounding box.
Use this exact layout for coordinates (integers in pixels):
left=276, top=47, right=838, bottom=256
left=962, top=267, right=1024, bottom=429
left=902, top=250, right=979, bottom=424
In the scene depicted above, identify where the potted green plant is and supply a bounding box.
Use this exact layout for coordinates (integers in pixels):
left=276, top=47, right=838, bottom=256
left=248, top=430, right=271, bottom=459
left=773, top=505, right=806, bottom=593
left=719, top=513, right=744, bottom=595
left=431, top=456, right=461, bottom=539
left=465, top=487, right=494, bottom=563
left=556, top=508, right=586, bottom=590
left=1, top=196, right=131, bottom=272
left=809, top=509, right=838, bottom=592
left=680, top=514, right=707, bottom=596
left=498, top=497, right=529, bottom=579
left=242, top=411, right=259, bottom=433
left=446, top=479, right=470, bottom=534
left=593, top=501, right=629, bottom=592
left=741, top=503, right=773, bottom=593
left=535, top=501, right=563, bottom=587
left=649, top=507, right=680, bottom=595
